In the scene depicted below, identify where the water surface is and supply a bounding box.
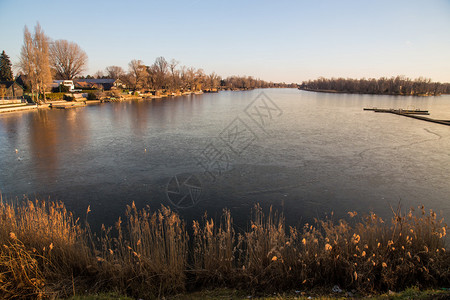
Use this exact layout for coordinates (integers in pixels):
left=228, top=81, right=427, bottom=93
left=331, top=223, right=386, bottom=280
left=1, top=89, right=449, bottom=230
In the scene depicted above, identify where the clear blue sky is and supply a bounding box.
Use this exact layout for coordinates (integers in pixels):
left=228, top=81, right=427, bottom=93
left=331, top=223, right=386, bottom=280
left=1, top=0, right=449, bottom=83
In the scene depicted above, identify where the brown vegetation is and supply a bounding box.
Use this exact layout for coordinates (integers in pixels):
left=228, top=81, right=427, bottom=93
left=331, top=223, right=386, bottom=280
left=0, top=195, right=448, bottom=299
left=299, top=76, right=450, bottom=96
left=50, top=40, right=88, bottom=80
left=92, top=56, right=296, bottom=93
left=18, top=23, right=52, bottom=103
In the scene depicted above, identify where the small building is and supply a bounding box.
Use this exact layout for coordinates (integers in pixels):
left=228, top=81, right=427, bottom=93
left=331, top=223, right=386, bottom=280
left=0, top=81, right=24, bottom=99
left=50, top=78, right=126, bottom=92
left=73, top=80, right=103, bottom=90
left=74, top=78, right=125, bottom=91
left=15, top=75, right=30, bottom=91
left=52, top=80, right=77, bottom=92
left=61, top=80, right=75, bottom=91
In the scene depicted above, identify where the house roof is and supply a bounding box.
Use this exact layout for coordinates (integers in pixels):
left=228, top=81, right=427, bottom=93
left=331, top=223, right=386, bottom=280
left=0, top=81, right=15, bottom=88
left=15, top=74, right=27, bottom=82
left=14, top=75, right=29, bottom=89
left=51, top=80, right=65, bottom=88
left=0, top=81, right=23, bottom=89
left=75, top=81, right=103, bottom=89
left=50, top=80, right=64, bottom=88
left=74, top=79, right=117, bottom=84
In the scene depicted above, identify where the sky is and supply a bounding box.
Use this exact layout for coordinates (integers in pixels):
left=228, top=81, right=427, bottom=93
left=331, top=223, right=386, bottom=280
left=0, top=0, right=449, bottom=83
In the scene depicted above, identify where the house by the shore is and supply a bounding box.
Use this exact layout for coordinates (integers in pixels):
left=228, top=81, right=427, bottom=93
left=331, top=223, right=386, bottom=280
left=0, top=81, right=24, bottom=100
left=51, top=80, right=77, bottom=92
left=74, top=79, right=125, bottom=90
left=15, top=75, right=30, bottom=92
left=51, top=78, right=126, bottom=91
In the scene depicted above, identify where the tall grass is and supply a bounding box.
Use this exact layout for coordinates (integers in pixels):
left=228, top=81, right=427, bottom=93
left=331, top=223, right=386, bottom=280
left=0, top=194, right=448, bottom=299
left=95, top=203, right=188, bottom=298
left=0, top=195, right=95, bottom=298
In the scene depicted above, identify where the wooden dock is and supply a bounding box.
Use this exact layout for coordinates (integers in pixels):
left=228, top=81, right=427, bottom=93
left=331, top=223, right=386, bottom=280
left=50, top=101, right=86, bottom=109
left=363, top=108, right=430, bottom=115
left=0, top=103, right=38, bottom=113
left=364, top=108, right=450, bottom=126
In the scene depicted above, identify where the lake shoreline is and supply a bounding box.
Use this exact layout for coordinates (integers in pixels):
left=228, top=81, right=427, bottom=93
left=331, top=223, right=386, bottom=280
left=0, top=87, right=285, bottom=114
left=298, top=87, right=448, bottom=97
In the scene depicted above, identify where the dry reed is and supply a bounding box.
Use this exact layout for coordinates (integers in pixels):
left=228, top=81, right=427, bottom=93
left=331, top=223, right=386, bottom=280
left=95, top=202, right=188, bottom=298
left=0, top=194, right=448, bottom=299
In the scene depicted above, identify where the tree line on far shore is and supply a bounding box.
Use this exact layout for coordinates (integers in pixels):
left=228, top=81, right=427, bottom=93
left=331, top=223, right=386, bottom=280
left=299, top=76, right=450, bottom=96
left=11, top=23, right=294, bottom=102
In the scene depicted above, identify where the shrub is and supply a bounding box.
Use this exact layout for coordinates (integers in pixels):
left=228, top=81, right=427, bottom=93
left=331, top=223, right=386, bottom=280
left=45, top=92, right=65, bottom=101
left=23, top=94, right=33, bottom=103
left=105, top=90, right=121, bottom=98
left=63, top=94, right=75, bottom=101
left=87, top=92, right=97, bottom=100
left=52, top=85, right=70, bottom=93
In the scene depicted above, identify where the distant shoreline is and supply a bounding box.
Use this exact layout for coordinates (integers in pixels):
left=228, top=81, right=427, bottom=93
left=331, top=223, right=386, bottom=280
left=298, top=76, right=450, bottom=97
left=298, top=87, right=448, bottom=97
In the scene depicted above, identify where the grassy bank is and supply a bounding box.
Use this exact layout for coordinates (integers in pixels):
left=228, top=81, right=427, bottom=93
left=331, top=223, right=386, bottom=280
left=65, top=287, right=450, bottom=299
left=0, top=195, right=448, bottom=299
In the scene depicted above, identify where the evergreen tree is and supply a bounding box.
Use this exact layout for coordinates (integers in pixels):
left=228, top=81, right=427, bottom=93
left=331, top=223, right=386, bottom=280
left=0, top=50, right=14, bottom=81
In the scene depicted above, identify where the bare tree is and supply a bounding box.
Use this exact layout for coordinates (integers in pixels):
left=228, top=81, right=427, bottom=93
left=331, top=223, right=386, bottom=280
left=34, top=24, right=52, bottom=102
left=105, top=65, right=125, bottom=80
left=94, top=70, right=104, bottom=79
left=167, top=59, right=179, bottom=91
left=152, top=56, right=168, bottom=90
left=206, top=72, right=221, bottom=90
left=50, top=39, right=88, bottom=79
left=194, top=68, right=206, bottom=91
left=121, top=73, right=135, bottom=90
left=169, top=59, right=179, bottom=77
left=128, top=59, right=146, bottom=90
left=144, top=64, right=157, bottom=90
left=182, top=67, right=196, bottom=91
left=18, top=26, right=36, bottom=97
left=154, top=56, right=168, bottom=74
left=179, top=65, right=187, bottom=90
left=18, top=23, right=52, bottom=103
